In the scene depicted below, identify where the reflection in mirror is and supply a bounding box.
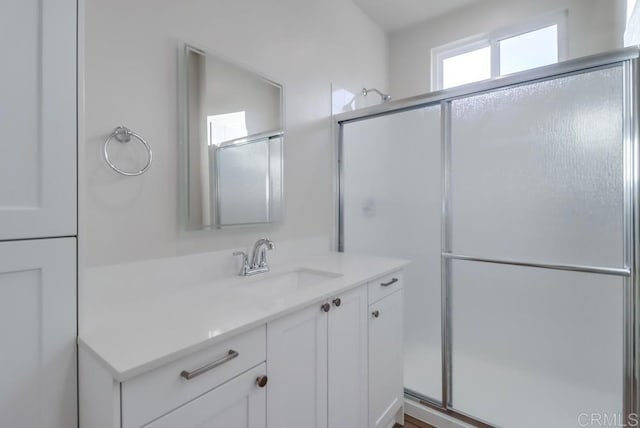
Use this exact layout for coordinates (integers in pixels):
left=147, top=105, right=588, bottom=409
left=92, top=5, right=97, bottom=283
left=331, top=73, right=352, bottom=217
left=217, top=136, right=282, bottom=226
left=182, top=44, right=283, bottom=229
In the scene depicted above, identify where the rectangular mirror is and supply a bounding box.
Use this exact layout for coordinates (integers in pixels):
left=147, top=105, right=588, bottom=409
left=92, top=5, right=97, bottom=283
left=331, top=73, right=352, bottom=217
left=181, top=44, right=284, bottom=229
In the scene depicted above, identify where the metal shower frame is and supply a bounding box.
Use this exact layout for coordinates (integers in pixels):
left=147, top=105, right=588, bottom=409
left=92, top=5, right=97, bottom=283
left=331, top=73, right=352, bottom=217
left=334, top=47, right=640, bottom=427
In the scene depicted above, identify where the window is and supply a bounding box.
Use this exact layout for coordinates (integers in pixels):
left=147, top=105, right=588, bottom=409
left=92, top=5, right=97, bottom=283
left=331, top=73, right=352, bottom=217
left=207, top=111, right=247, bottom=146
left=442, top=46, right=491, bottom=89
left=629, top=0, right=637, bottom=24
left=625, top=0, right=639, bottom=46
left=432, top=11, right=567, bottom=90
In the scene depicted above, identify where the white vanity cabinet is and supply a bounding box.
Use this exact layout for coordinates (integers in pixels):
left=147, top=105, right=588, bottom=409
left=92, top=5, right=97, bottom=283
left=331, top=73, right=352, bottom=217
left=368, top=274, right=405, bottom=428
left=80, top=267, right=405, bottom=428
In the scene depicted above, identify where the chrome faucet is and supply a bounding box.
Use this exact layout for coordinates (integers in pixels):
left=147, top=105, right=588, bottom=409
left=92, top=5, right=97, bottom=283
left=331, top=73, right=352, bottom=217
left=233, top=238, right=275, bottom=276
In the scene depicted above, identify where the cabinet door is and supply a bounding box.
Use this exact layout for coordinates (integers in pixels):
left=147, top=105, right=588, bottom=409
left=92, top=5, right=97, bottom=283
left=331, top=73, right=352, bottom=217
left=369, top=290, right=404, bottom=428
left=328, top=286, right=368, bottom=428
left=0, top=0, right=76, bottom=240
left=145, top=364, right=266, bottom=428
left=267, top=302, right=328, bottom=428
left=0, top=238, right=77, bottom=428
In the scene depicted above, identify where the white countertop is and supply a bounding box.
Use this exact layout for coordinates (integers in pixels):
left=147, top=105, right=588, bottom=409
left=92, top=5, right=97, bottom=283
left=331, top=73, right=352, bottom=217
left=79, top=252, right=409, bottom=381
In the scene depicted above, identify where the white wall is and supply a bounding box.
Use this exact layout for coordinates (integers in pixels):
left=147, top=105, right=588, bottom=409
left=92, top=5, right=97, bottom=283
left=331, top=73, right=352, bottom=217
left=81, top=0, right=388, bottom=267
left=389, top=0, right=626, bottom=98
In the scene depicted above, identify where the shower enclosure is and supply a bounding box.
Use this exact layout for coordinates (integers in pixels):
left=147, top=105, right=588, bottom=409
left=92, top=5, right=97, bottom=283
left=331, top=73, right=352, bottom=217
left=335, top=48, right=640, bottom=427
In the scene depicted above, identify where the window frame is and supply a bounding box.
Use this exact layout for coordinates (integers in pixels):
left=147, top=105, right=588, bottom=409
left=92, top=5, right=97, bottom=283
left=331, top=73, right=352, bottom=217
left=431, top=10, right=568, bottom=90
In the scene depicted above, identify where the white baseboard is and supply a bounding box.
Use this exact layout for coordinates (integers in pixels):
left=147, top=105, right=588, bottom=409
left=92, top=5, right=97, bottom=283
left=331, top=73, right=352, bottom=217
left=404, top=398, right=475, bottom=428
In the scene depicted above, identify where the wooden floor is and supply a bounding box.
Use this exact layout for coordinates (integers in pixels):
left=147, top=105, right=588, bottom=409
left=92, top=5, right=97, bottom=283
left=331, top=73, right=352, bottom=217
left=395, top=414, right=436, bottom=428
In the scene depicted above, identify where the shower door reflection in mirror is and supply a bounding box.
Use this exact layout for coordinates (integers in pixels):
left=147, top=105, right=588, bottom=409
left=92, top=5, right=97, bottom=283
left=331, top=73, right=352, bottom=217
left=182, top=44, right=284, bottom=229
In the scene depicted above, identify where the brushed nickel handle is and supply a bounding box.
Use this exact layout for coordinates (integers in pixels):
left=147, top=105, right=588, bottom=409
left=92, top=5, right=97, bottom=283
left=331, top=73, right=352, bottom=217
left=321, top=303, right=331, bottom=312
left=372, top=310, right=380, bottom=318
left=332, top=298, right=341, bottom=307
left=180, top=350, right=239, bottom=380
left=256, top=375, right=268, bottom=388
left=380, top=278, right=398, bottom=287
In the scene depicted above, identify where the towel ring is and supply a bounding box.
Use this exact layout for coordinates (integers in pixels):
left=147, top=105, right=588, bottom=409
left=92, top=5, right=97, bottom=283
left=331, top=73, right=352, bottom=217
left=103, top=126, right=153, bottom=176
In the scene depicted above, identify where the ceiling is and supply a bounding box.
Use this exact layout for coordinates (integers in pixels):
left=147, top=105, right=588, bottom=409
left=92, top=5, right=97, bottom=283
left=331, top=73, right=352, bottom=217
left=352, top=0, right=483, bottom=33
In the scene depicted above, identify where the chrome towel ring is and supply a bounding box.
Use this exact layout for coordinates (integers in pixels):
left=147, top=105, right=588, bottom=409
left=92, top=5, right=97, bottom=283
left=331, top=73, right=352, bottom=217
left=103, top=126, right=153, bottom=176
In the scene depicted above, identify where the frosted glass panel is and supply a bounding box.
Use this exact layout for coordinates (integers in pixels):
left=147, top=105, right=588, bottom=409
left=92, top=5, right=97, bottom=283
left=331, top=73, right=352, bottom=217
left=216, top=136, right=282, bottom=226
left=342, top=106, right=442, bottom=401
left=442, top=46, right=491, bottom=89
left=450, top=66, right=624, bottom=267
left=450, top=260, right=624, bottom=427
left=499, top=25, right=558, bottom=75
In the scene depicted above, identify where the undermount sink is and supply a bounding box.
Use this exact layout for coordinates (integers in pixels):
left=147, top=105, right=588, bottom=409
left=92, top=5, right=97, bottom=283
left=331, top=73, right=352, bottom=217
left=239, top=268, right=342, bottom=299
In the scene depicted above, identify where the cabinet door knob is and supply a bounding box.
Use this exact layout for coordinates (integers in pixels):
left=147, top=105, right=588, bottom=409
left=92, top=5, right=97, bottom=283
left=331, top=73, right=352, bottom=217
left=332, top=298, right=341, bottom=307
left=371, top=310, right=380, bottom=318
left=321, top=303, right=331, bottom=312
left=256, top=375, right=268, bottom=388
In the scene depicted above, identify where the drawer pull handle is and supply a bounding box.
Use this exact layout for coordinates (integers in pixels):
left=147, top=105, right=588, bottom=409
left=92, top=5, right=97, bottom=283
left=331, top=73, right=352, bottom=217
left=372, top=310, right=380, bottom=318
left=180, top=350, right=239, bottom=380
left=332, top=298, right=342, bottom=307
left=256, top=375, right=268, bottom=388
left=380, top=278, right=398, bottom=287
left=321, top=303, right=331, bottom=312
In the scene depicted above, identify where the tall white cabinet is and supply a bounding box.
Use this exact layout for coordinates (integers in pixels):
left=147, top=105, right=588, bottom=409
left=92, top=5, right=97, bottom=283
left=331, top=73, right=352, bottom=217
left=0, top=0, right=77, bottom=427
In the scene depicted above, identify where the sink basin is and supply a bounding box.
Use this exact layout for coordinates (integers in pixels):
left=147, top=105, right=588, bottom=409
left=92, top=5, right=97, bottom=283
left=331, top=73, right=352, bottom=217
left=239, top=268, right=342, bottom=299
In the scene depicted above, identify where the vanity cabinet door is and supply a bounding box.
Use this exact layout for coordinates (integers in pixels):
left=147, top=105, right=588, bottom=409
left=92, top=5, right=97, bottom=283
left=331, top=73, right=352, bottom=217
left=369, top=290, right=404, bottom=428
left=328, top=286, right=368, bottom=428
left=144, top=364, right=266, bottom=428
left=267, top=302, right=328, bottom=428
left=0, top=0, right=76, bottom=240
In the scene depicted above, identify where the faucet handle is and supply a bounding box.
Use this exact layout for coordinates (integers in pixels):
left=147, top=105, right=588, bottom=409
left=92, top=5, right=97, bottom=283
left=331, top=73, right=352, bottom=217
left=233, top=251, right=249, bottom=276
left=257, top=243, right=275, bottom=268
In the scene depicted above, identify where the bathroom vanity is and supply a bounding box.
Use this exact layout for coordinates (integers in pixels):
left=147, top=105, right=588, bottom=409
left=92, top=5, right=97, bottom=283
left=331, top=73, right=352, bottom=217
left=79, top=250, right=407, bottom=428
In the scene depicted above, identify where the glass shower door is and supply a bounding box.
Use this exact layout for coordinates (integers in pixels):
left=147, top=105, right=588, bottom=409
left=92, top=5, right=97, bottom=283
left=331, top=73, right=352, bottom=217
left=342, top=105, right=443, bottom=402
left=447, top=65, right=626, bottom=427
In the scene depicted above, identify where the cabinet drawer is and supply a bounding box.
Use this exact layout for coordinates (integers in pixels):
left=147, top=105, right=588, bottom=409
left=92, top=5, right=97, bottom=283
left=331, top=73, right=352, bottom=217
left=144, top=363, right=267, bottom=428
left=368, top=272, right=403, bottom=304
left=122, top=325, right=266, bottom=428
